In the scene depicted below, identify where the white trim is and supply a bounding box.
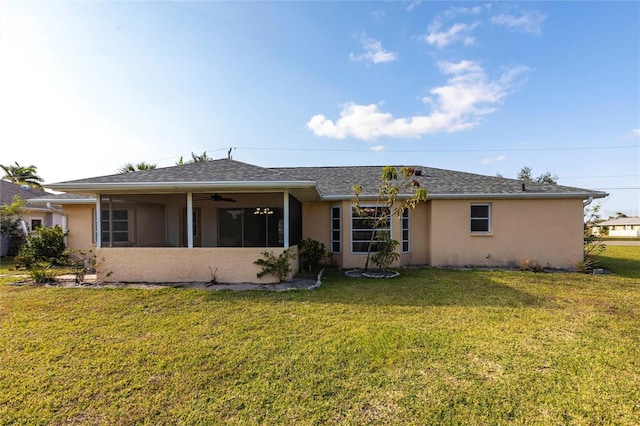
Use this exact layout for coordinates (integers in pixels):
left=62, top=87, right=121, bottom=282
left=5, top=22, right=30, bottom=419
left=322, top=192, right=607, bottom=201
left=350, top=205, right=392, bottom=254
left=95, top=196, right=101, bottom=247
left=186, top=192, right=194, bottom=248
left=47, top=181, right=317, bottom=192
left=28, top=198, right=96, bottom=205
left=470, top=203, right=491, bottom=233
left=283, top=190, right=290, bottom=249
left=330, top=205, right=341, bottom=254
left=401, top=208, right=410, bottom=253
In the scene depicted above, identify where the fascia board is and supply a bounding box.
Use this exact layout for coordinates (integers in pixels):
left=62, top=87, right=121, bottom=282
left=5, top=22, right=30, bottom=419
left=47, top=180, right=318, bottom=192
left=28, top=198, right=96, bottom=205
left=320, top=192, right=608, bottom=201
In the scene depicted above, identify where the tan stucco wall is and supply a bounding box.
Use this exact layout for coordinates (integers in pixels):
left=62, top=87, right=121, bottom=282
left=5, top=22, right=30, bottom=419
left=301, top=200, right=430, bottom=269
left=96, top=246, right=298, bottom=284
left=429, top=198, right=584, bottom=268
left=401, top=202, right=429, bottom=266
left=64, top=204, right=95, bottom=252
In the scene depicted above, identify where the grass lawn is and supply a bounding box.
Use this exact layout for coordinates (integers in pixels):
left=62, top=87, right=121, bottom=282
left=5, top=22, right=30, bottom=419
left=1, top=247, right=639, bottom=425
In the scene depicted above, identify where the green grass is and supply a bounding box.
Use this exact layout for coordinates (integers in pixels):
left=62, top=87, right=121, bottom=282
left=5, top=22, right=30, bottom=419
left=1, top=247, right=639, bottom=425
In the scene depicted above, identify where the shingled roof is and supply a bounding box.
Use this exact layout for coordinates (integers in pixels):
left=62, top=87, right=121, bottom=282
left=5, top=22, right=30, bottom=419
left=271, top=165, right=606, bottom=199
left=46, top=159, right=607, bottom=200
left=0, top=180, right=49, bottom=205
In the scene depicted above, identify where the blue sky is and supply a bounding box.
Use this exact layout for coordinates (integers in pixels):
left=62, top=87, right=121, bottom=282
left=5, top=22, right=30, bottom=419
left=1, top=1, right=638, bottom=216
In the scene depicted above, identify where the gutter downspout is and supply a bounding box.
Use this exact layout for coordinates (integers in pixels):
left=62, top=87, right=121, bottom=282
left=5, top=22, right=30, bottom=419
left=583, top=196, right=593, bottom=207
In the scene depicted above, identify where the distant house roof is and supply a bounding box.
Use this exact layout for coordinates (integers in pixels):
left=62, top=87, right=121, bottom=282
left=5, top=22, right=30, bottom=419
left=596, top=217, right=640, bottom=226
left=46, top=159, right=608, bottom=201
left=0, top=180, right=49, bottom=205
left=27, top=193, right=96, bottom=205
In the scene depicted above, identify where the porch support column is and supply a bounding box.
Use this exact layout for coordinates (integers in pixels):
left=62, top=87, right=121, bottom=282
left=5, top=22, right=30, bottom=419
left=186, top=192, right=194, bottom=248
left=95, top=194, right=101, bottom=248
left=283, top=190, right=290, bottom=248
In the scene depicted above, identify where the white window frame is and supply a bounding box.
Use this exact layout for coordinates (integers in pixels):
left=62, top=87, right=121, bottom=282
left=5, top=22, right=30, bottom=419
left=470, top=203, right=491, bottom=233
left=330, top=206, right=341, bottom=253
left=351, top=205, right=392, bottom=254
left=401, top=208, right=410, bottom=253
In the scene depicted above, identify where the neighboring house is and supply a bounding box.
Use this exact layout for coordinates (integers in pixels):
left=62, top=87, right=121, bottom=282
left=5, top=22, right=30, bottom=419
left=593, top=217, right=640, bottom=237
left=42, top=159, right=607, bottom=283
left=1, top=180, right=68, bottom=256
left=0, top=180, right=60, bottom=231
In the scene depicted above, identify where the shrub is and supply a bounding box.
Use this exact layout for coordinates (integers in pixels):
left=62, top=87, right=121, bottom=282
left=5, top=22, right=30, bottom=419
left=519, top=258, right=545, bottom=273
left=254, top=249, right=296, bottom=282
left=370, top=234, right=400, bottom=270
left=572, top=257, right=598, bottom=274
left=26, top=262, right=56, bottom=284
left=16, top=225, right=67, bottom=267
left=298, top=238, right=327, bottom=272
left=67, top=249, right=98, bottom=283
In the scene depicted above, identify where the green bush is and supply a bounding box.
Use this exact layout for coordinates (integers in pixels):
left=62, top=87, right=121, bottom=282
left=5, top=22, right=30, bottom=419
left=298, top=238, right=327, bottom=272
left=370, top=234, right=400, bottom=270
left=16, top=225, right=67, bottom=267
left=26, top=262, right=56, bottom=283
left=254, top=249, right=296, bottom=282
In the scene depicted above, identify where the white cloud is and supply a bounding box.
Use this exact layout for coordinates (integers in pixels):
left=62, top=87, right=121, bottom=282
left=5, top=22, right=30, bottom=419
left=619, top=128, right=640, bottom=139
left=481, top=155, right=506, bottom=165
left=423, top=22, right=479, bottom=48
left=442, top=3, right=491, bottom=18
left=491, top=11, right=546, bottom=34
left=406, top=0, right=422, bottom=11
left=349, top=33, right=398, bottom=65
left=370, top=145, right=385, bottom=152
left=307, top=60, right=529, bottom=140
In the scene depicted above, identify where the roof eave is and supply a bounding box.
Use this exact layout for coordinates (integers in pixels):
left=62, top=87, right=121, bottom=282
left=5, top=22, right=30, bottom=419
left=320, top=191, right=608, bottom=201
left=47, top=180, right=318, bottom=192
left=27, top=198, right=97, bottom=205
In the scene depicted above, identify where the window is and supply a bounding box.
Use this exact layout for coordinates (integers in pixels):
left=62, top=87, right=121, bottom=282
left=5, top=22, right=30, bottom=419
left=330, top=206, right=341, bottom=253
left=218, top=207, right=283, bottom=247
left=401, top=209, right=410, bottom=253
left=470, top=204, right=491, bottom=233
left=31, top=219, right=42, bottom=230
left=351, top=206, right=391, bottom=253
left=101, top=209, right=129, bottom=243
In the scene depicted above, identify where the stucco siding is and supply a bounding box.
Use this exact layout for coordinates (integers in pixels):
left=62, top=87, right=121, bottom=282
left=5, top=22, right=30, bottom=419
left=429, top=198, right=584, bottom=268
left=64, top=204, right=95, bottom=252
left=96, top=246, right=298, bottom=284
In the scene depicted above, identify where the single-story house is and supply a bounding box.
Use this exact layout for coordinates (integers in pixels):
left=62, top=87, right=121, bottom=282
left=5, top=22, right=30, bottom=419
left=1, top=180, right=67, bottom=256
left=36, top=159, right=607, bottom=283
left=1, top=180, right=64, bottom=231
left=593, top=217, right=640, bottom=237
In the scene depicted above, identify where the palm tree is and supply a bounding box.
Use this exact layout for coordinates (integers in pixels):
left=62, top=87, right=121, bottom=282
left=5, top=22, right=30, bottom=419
left=176, top=151, right=212, bottom=166
left=117, top=162, right=157, bottom=173
left=1, top=162, right=44, bottom=189
left=190, top=151, right=212, bottom=163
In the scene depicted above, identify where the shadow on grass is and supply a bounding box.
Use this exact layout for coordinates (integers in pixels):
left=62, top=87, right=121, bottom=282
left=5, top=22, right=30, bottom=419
left=594, top=250, right=640, bottom=279
left=204, top=268, right=549, bottom=308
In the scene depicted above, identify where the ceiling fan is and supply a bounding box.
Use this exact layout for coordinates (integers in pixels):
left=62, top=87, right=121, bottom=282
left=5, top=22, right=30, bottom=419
left=196, top=193, right=237, bottom=202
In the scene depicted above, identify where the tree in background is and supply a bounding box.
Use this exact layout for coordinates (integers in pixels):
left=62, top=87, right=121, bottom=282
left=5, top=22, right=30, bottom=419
left=353, top=166, right=428, bottom=271
left=577, top=204, right=606, bottom=272
left=517, top=166, right=558, bottom=185
left=1, top=162, right=44, bottom=189
left=176, top=151, right=212, bottom=165
left=117, top=162, right=157, bottom=173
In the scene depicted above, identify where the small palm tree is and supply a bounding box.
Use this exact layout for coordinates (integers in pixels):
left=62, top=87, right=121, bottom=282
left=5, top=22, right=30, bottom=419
left=1, top=162, right=44, bottom=189
left=176, top=151, right=212, bottom=166
left=117, top=162, right=157, bottom=173
left=190, top=151, right=211, bottom=163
